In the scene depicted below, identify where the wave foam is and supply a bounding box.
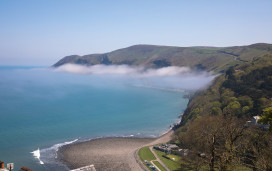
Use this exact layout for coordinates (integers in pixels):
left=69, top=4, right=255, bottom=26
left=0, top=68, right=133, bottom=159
left=43, top=139, right=78, bottom=153
left=31, top=148, right=44, bottom=164
left=31, top=139, right=78, bottom=166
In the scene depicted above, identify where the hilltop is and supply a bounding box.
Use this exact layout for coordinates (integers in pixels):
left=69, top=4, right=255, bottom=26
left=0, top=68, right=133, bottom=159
left=53, top=43, right=272, bottom=73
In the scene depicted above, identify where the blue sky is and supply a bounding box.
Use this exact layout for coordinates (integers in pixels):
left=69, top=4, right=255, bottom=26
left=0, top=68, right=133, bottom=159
left=0, top=0, right=272, bottom=65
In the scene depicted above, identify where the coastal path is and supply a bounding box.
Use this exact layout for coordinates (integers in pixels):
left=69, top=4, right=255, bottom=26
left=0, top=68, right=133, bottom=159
left=134, top=130, right=174, bottom=171
left=150, top=160, right=161, bottom=171
left=149, top=146, right=170, bottom=171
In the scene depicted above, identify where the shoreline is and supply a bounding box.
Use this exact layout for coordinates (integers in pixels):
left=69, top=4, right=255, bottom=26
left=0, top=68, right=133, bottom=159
left=58, top=129, right=174, bottom=171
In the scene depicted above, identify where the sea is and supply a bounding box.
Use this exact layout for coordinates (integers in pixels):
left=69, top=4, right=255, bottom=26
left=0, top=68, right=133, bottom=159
left=0, top=66, right=195, bottom=171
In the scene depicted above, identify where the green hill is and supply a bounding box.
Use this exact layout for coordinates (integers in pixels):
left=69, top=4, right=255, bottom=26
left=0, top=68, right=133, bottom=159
left=53, top=43, right=272, bottom=73
left=53, top=43, right=272, bottom=169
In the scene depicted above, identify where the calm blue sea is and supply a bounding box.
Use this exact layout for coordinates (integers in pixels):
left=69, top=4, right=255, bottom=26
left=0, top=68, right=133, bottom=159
left=0, top=66, right=189, bottom=171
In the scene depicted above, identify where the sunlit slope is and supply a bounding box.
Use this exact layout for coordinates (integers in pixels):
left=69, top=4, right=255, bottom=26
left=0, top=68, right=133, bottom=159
left=53, top=43, right=272, bottom=73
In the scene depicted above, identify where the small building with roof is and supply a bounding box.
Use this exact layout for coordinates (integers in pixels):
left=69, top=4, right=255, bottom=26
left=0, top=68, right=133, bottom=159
left=20, top=166, right=34, bottom=171
left=245, top=115, right=269, bottom=130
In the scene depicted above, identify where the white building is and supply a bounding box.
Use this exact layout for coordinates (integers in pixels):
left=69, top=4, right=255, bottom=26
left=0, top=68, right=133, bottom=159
left=245, top=115, right=269, bottom=130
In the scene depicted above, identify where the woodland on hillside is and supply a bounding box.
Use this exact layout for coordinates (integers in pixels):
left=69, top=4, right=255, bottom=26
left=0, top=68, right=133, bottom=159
left=175, top=55, right=272, bottom=171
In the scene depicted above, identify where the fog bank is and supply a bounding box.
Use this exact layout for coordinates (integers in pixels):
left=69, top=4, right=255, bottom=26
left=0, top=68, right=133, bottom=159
left=54, top=64, right=217, bottom=90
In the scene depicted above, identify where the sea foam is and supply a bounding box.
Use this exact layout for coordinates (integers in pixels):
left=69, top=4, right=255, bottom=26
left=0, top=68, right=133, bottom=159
left=31, top=148, right=44, bottom=164
left=31, top=139, right=78, bottom=165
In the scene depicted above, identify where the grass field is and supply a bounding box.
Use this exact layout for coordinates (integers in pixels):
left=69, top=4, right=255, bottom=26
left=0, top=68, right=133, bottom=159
left=154, top=149, right=181, bottom=171
left=138, top=146, right=156, bottom=161
left=154, top=149, right=252, bottom=171
left=153, top=161, right=167, bottom=171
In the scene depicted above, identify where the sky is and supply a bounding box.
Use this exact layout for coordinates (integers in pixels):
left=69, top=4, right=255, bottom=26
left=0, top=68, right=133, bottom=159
left=0, top=0, right=272, bottom=65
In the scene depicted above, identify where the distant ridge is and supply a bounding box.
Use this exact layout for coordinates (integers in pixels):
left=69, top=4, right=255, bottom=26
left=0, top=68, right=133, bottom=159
left=53, top=43, right=272, bottom=73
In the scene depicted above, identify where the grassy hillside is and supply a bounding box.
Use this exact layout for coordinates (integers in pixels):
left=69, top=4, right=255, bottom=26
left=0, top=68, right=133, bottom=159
left=53, top=43, right=272, bottom=73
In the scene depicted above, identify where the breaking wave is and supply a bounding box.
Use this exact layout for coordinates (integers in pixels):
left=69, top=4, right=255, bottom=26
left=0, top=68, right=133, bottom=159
left=31, top=139, right=78, bottom=170
left=31, top=148, right=44, bottom=164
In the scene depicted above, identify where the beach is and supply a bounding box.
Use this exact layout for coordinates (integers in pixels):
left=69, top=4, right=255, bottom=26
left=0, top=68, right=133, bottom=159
left=59, top=130, right=174, bottom=171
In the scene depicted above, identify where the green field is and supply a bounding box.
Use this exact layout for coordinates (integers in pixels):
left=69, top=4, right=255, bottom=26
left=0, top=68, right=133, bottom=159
left=153, top=161, right=167, bottom=171
left=154, top=149, right=252, bottom=171
left=154, top=149, right=181, bottom=171
left=138, top=146, right=156, bottom=161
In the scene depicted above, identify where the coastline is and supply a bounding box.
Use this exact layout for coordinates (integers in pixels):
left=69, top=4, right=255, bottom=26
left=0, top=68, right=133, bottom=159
left=58, top=129, right=174, bottom=171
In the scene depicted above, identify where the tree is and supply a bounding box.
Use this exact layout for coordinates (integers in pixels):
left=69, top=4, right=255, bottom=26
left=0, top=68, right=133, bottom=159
left=223, top=101, right=242, bottom=117
left=179, top=114, right=246, bottom=171
left=243, top=128, right=272, bottom=171
left=217, top=114, right=245, bottom=171
left=211, top=107, right=222, bottom=115
left=238, top=96, right=253, bottom=108
left=242, top=106, right=250, bottom=114
left=259, top=107, right=272, bottom=130
left=180, top=116, right=221, bottom=171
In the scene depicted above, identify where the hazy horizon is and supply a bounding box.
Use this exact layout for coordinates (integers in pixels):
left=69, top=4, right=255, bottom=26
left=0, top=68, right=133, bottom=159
left=1, top=42, right=271, bottom=67
left=1, top=0, right=272, bottom=65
